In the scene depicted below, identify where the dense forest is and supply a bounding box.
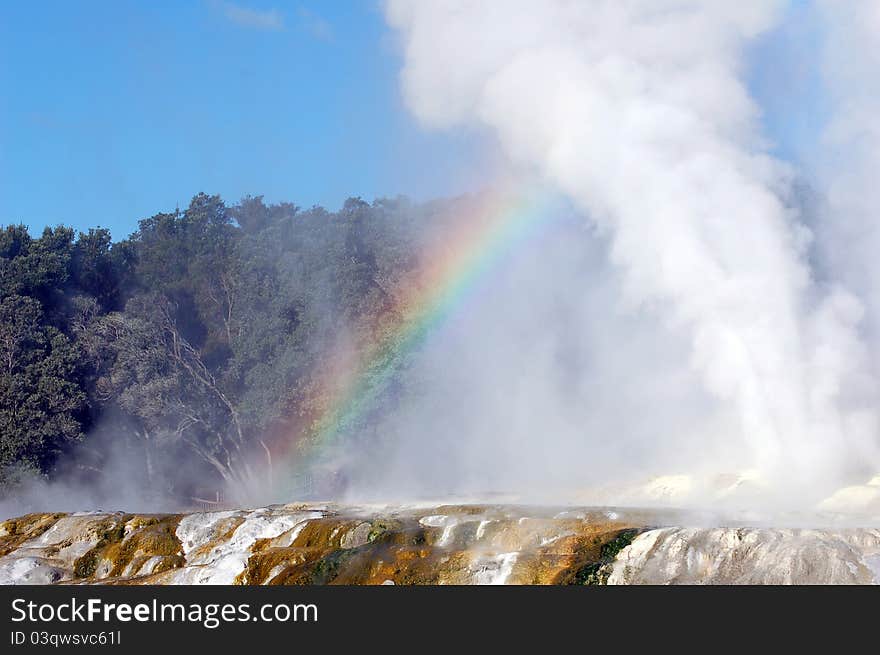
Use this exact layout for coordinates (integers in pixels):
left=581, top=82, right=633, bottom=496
left=0, top=192, right=456, bottom=505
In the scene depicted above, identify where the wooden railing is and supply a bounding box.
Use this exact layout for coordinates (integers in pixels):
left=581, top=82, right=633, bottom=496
left=188, top=490, right=229, bottom=511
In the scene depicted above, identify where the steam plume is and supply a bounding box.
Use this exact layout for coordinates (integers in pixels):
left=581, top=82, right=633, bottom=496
left=382, top=0, right=879, bottom=502
left=815, top=1, right=880, bottom=360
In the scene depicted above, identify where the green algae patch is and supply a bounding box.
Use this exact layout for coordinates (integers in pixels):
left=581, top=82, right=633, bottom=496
left=367, top=521, right=394, bottom=543
left=73, top=517, right=128, bottom=578
left=571, top=528, right=641, bottom=585
left=308, top=549, right=354, bottom=584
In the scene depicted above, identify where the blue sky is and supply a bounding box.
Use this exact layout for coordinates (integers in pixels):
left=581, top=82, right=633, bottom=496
left=1, top=0, right=823, bottom=239
left=0, top=0, right=491, bottom=238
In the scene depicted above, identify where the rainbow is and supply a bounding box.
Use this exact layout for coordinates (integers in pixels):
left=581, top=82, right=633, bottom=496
left=268, top=188, right=556, bottom=484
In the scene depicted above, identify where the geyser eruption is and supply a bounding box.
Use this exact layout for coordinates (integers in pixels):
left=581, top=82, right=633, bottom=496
left=9, top=3, right=880, bottom=592
left=381, top=0, right=880, bottom=504
left=816, top=1, right=880, bottom=365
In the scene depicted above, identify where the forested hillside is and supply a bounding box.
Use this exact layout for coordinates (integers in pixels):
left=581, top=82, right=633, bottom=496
left=0, top=192, right=452, bottom=504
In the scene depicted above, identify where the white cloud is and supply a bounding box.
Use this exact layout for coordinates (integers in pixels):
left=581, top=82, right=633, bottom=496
left=216, top=1, right=284, bottom=31
left=297, top=7, right=333, bottom=42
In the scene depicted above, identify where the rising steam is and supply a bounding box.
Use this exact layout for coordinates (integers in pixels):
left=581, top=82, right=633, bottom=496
left=4, top=2, right=879, bottom=519
left=815, top=2, right=880, bottom=357
left=363, top=0, right=880, bottom=507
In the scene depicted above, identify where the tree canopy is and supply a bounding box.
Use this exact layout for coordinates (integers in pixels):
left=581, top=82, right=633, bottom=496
left=0, top=192, right=454, bottom=503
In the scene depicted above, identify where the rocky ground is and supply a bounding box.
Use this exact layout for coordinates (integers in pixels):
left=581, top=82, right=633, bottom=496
left=2, top=503, right=879, bottom=584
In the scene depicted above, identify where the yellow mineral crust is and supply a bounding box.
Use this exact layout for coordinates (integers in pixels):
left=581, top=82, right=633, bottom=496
left=3, top=504, right=880, bottom=585
left=0, top=513, right=66, bottom=557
